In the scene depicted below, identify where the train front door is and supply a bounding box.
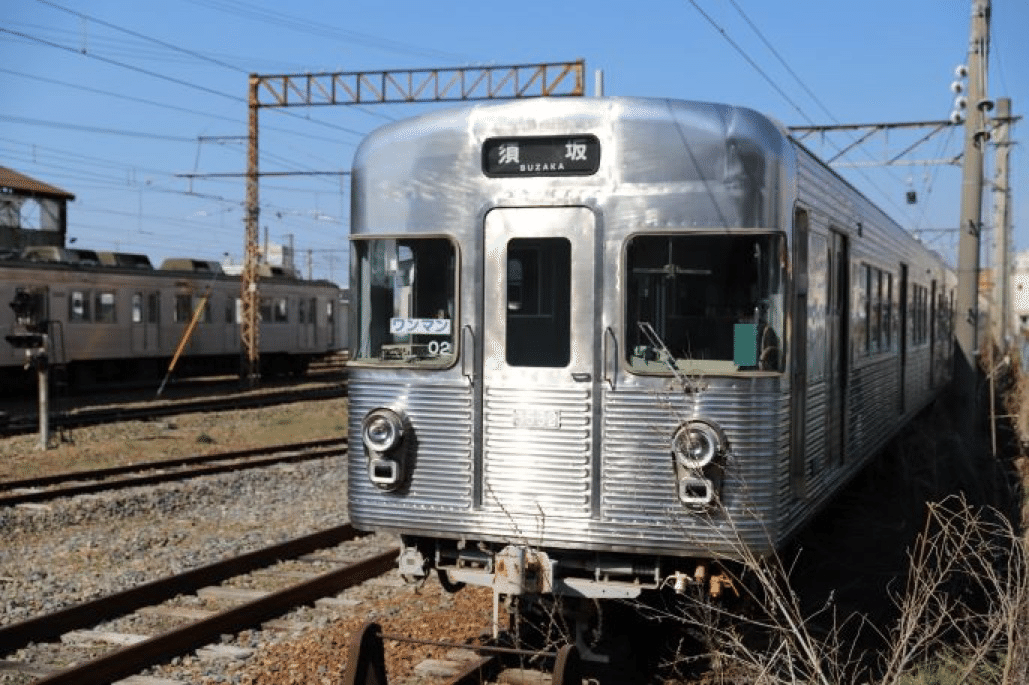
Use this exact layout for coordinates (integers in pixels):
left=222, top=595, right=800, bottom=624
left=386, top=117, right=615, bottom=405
left=481, top=207, right=598, bottom=519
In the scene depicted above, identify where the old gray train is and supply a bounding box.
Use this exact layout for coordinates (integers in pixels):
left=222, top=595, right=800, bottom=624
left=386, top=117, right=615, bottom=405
left=1, top=246, right=345, bottom=389
left=346, top=96, right=954, bottom=648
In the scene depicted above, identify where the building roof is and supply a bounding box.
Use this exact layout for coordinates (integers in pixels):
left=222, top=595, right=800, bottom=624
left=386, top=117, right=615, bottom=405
left=0, top=167, right=75, bottom=200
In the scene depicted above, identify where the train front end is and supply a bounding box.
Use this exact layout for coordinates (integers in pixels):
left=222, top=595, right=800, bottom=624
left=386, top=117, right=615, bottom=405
left=347, top=97, right=796, bottom=604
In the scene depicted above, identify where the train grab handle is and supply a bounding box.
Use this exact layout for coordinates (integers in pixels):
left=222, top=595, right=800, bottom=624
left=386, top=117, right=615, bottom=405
left=462, top=325, right=475, bottom=384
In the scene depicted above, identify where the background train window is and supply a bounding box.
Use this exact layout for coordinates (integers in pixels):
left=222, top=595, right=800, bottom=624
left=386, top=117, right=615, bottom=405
left=625, top=233, right=784, bottom=373
left=95, top=291, right=117, bottom=323
left=69, top=290, right=90, bottom=322
left=352, top=237, right=456, bottom=366
left=148, top=293, right=159, bottom=324
left=505, top=238, right=570, bottom=368
left=174, top=294, right=193, bottom=323
left=273, top=298, right=288, bottom=323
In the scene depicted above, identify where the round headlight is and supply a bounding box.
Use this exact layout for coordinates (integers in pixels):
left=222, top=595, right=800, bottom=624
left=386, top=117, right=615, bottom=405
left=672, top=421, right=723, bottom=469
left=362, top=409, right=404, bottom=453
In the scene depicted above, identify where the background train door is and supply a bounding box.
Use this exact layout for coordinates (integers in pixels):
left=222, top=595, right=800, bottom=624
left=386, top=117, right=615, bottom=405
left=131, top=290, right=160, bottom=354
left=481, top=207, right=598, bottom=518
left=827, top=230, right=848, bottom=464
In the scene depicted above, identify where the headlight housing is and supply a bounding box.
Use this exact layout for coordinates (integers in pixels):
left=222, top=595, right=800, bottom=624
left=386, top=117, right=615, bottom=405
left=671, top=420, right=726, bottom=509
left=672, top=420, right=723, bottom=469
left=362, top=409, right=404, bottom=454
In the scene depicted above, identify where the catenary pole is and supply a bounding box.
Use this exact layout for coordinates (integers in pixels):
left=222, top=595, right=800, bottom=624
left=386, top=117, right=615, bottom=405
left=953, top=0, right=990, bottom=435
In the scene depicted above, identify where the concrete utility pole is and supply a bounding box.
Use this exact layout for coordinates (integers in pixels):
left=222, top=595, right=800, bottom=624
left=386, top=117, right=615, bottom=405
left=990, top=97, right=1013, bottom=347
left=953, top=0, right=991, bottom=433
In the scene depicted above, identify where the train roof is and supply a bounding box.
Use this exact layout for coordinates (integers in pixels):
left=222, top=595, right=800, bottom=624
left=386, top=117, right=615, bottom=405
left=352, top=96, right=794, bottom=234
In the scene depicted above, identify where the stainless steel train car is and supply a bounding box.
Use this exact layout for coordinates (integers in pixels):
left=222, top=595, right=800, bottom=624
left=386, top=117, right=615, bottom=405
left=346, top=97, right=954, bottom=634
left=0, top=246, right=344, bottom=389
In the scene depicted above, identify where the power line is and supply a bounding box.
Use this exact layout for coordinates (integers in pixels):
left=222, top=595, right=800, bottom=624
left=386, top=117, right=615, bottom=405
left=34, top=0, right=245, bottom=73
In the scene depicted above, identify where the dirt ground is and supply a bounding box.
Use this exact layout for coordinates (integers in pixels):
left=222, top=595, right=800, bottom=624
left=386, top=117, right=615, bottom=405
left=0, top=397, right=349, bottom=481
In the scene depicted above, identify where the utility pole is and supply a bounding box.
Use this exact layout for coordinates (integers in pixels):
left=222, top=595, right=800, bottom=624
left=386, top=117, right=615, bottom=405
left=990, top=97, right=1013, bottom=348
left=953, top=0, right=990, bottom=435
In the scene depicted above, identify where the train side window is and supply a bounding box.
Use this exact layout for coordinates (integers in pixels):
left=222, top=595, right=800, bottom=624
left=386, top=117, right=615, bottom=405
left=132, top=293, right=143, bottom=324
left=148, top=293, right=159, bottom=324
left=95, top=291, right=117, bottom=323
left=274, top=298, right=288, bottom=323
left=174, top=294, right=193, bottom=323
left=69, top=290, right=90, bottom=322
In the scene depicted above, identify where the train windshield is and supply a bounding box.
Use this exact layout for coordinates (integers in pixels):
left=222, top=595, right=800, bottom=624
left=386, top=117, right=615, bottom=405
left=352, top=237, right=457, bottom=366
left=625, top=233, right=785, bottom=374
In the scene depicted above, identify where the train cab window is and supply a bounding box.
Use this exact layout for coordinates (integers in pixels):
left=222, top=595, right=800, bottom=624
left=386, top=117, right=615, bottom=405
left=69, top=290, right=90, bottom=322
left=352, top=237, right=457, bottom=366
left=625, top=233, right=785, bottom=373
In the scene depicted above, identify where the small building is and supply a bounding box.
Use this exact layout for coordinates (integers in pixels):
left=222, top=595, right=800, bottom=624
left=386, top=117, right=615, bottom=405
left=0, top=167, right=74, bottom=252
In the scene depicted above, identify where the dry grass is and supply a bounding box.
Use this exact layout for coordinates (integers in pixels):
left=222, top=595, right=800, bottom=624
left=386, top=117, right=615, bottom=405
left=657, top=363, right=1029, bottom=685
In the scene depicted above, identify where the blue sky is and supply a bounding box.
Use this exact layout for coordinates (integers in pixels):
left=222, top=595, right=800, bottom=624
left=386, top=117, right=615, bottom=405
left=2, top=0, right=1026, bottom=286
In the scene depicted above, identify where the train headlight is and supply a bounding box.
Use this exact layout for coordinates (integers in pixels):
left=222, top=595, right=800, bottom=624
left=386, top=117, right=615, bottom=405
left=672, top=420, right=724, bottom=469
left=362, top=409, right=404, bottom=454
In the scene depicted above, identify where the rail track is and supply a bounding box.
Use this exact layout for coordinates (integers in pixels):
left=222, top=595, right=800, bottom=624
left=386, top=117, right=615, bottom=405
left=0, top=437, right=347, bottom=507
left=0, top=382, right=345, bottom=438
left=0, top=524, right=397, bottom=685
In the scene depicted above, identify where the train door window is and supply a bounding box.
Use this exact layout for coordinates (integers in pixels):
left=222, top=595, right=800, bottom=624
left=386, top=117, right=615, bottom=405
left=885, top=272, right=894, bottom=351
left=259, top=298, right=273, bottom=322
left=174, top=294, right=192, bottom=323
left=352, top=237, right=457, bottom=366
left=224, top=297, right=234, bottom=324
left=69, top=290, right=90, bottom=322
left=298, top=299, right=307, bottom=325
left=148, top=293, right=159, bottom=323
left=132, top=293, right=143, bottom=324
left=505, top=238, right=571, bottom=367
left=309, top=298, right=317, bottom=324
left=625, top=233, right=785, bottom=373
left=95, top=291, right=117, bottom=323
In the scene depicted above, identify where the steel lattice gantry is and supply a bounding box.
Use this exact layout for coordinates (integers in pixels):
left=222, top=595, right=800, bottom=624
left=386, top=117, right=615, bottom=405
left=241, top=60, right=586, bottom=384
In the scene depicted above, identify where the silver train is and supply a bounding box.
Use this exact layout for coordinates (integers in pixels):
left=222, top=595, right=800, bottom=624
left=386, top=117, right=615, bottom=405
left=0, top=246, right=345, bottom=389
left=346, top=97, right=953, bottom=623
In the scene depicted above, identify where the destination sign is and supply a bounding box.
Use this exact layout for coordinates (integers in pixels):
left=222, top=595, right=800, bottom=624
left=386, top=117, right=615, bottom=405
left=483, top=135, right=600, bottom=177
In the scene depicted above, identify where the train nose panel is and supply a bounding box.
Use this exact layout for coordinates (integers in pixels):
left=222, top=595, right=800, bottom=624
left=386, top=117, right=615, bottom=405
left=483, top=386, right=593, bottom=518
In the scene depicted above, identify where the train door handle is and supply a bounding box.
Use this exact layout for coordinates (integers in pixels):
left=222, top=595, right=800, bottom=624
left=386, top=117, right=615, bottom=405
left=602, top=327, right=616, bottom=390
left=461, top=325, right=475, bottom=384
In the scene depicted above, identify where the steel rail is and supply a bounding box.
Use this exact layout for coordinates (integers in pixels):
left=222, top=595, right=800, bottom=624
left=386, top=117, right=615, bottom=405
left=32, top=549, right=398, bottom=685
left=0, top=439, right=347, bottom=507
left=0, top=524, right=367, bottom=653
